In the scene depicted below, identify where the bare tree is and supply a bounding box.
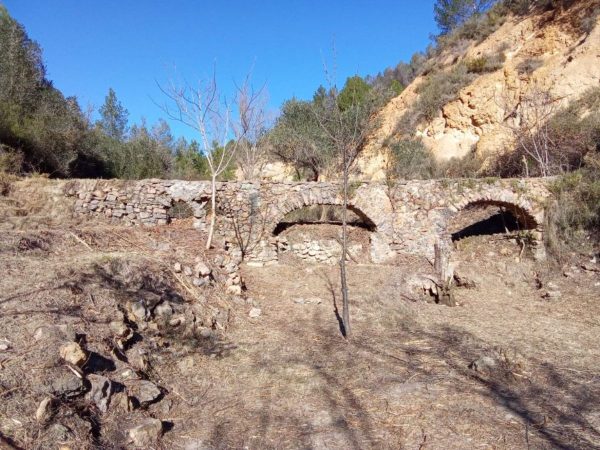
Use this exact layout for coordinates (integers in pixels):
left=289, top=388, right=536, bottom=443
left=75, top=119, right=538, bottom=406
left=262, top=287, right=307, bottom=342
left=313, top=61, right=380, bottom=338
left=158, top=70, right=260, bottom=249
left=501, top=86, right=562, bottom=177
left=235, top=82, right=270, bottom=180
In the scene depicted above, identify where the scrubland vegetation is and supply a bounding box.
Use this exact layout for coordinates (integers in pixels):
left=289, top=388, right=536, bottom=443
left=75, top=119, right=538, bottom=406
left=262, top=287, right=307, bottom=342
left=1, top=0, right=599, bottom=248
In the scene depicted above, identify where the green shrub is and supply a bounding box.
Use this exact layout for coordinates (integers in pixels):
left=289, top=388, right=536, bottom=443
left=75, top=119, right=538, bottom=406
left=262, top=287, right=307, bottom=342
left=547, top=166, right=600, bottom=253
left=387, top=139, right=437, bottom=180
left=414, top=64, right=474, bottom=121
left=435, top=151, right=484, bottom=178
left=466, top=51, right=506, bottom=73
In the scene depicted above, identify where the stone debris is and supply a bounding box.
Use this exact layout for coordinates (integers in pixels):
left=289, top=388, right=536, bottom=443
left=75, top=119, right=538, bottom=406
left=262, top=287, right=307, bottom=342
left=59, top=342, right=87, bottom=366
left=469, top=356, right=497, bottom=373
left=248, top=307, right=262, bottom=318
left=51, top=371, right=84, bottom=398
left=0, top=339, right=10, bottom=352
left=194, top=261, right=212, bottom=277
left=86, top=374, right=114, bottom=413
left=128, top=380, right=162, bottom=407
left=35, top=397, right=55, bottom=423
left=294, top=297, right=323, bottom=305
left=542, top=290, right=562, bottom=300
left=128, top=419, right=163, bottom=447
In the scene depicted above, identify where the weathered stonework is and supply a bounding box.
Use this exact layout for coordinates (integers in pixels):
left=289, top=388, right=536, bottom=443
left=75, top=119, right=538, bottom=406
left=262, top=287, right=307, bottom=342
left=64, top=177, right=552, bottom=263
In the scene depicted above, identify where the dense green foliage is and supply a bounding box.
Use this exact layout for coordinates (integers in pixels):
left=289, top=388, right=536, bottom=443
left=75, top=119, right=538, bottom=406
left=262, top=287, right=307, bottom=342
left=0, top=5, right=95, bottom=176
left=269, top=77, right=392, bottom=180
left=0, top=6, right=221, bottom=181
left=434, top=0, right=496, bottom=34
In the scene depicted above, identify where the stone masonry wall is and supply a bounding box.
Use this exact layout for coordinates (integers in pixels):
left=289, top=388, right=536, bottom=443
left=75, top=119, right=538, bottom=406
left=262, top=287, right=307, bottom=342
left=64, top=177, right=552, bottom=263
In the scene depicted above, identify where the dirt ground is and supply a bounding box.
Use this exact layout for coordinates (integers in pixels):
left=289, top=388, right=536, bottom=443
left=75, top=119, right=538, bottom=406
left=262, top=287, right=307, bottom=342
left=1, top=187, right=600, bottom=449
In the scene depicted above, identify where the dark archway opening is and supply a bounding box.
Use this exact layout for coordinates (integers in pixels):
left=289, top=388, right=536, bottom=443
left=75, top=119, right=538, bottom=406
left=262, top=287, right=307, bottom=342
left=273, top=204, right=376, bottom=236
left=450, top=201, right=536, bottom=242
left=273, top=204, right=377, bottom=265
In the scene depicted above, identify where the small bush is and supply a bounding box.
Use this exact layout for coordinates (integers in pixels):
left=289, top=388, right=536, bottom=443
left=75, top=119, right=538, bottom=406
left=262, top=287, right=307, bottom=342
left=0, top=145, right=24, bottom=174
left=516, top=57, right=544, bottom=75
left=466, top=51, right=506, bottom=73
left=490, top=86, right=600, bottom=177
left=387, top=139, right=437, bottom=180
left=547, top=166, right=600, bottom=253
left=436, top=151, right=484, bottom=178
left=415, top=64, right=475, bottom=122
left=168, top=201, right=194, bottom=219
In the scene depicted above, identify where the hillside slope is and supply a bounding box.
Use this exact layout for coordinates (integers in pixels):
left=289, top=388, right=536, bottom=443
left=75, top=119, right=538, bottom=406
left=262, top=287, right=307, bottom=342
left=358, top=0, right=600, bottom=180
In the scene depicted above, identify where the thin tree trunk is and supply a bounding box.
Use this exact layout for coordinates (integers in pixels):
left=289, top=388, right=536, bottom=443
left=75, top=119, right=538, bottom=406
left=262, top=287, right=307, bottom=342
left=340, top=150, right=351, bottom=338
left=206, top=174, right=217, bottom=250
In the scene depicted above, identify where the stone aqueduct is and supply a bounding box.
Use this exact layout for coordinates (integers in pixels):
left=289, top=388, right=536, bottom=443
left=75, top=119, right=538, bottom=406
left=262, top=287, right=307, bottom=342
left=67, top=178, right=552, bottom=263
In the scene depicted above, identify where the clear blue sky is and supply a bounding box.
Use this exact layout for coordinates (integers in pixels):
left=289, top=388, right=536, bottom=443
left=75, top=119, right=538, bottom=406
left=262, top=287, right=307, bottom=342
left=3, top=0, right=438, bottom=140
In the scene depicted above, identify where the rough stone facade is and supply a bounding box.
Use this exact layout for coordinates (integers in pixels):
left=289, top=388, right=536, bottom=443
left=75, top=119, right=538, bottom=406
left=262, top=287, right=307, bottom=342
left=65, top=177, right=552, bottom=263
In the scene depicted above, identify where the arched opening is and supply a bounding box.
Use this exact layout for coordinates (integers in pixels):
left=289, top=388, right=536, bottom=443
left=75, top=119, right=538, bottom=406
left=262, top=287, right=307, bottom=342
left=273, top=204, right=376, bottom=235
left=450, top=200, right=537, bottom=242
left=447, top=200, right=539, bottom=287
left=273, top=204, right=377, bottom=265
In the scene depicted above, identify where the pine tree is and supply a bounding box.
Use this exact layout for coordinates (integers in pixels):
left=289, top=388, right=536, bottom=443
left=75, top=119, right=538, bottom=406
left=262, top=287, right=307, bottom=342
left=98, top=88, right=129, bottom=141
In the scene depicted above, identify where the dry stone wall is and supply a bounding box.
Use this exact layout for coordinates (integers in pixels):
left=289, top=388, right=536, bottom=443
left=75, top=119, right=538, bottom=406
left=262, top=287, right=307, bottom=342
left=65, top=177, right=552, bottom=263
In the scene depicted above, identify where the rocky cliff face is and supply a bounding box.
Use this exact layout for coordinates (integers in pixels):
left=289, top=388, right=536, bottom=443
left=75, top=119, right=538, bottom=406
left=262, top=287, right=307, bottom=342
left=358, top=0, right=600, bottom=180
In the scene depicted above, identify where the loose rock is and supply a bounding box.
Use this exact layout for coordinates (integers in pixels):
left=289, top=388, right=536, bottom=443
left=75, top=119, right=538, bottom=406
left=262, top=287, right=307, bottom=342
left=35, top=397, right=55, bottom=423
left=51, top=372, right=84, bottom=398
left=194, top=261, right=212, bottom=277
left=128, top=380, right=161, bottom=406
left=128, top=419, right=163, bottom=447
left=59, top=342, right=87, bottom=366
left=249, top=307, right=262, bottom=318
left=86, top=374, right=114, bottom=413
left=469, top=356, right=497, bottom=373
left=0, top=339, right=10, bottom=352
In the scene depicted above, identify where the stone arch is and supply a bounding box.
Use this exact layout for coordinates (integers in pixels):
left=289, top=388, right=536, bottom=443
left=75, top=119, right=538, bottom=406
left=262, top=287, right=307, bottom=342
left=266, top=188, right=396, bottom=264
left=445, top=191, right=545, bottom=259
left=450, top=191, right=542, bottom=231
left=269, top=194, right=379, bottom=236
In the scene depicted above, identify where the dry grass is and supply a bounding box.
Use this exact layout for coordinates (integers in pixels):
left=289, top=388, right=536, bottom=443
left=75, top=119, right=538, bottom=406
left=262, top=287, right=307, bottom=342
left=1, top=182, right=599, bottom=449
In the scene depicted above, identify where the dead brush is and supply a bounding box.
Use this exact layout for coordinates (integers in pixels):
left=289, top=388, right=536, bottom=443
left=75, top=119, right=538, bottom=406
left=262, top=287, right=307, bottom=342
left=16, top=233, right=51, bottom=253
left=0, top=172, right=16, bottom=196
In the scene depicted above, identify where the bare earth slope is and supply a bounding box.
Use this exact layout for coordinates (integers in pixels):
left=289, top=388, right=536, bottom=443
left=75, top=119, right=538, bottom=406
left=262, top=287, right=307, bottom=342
left=359, top=0, right=600, bottom=180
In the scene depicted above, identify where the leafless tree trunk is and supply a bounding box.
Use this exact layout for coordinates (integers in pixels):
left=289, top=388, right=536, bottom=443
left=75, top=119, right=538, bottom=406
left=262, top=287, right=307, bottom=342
left=235, top=81, right=270, bottom=180
left=312, top=56, right=379, bottom=338
left=501, top=86, right=562, bottom=177
left=434, top=239, right=455, bottom=307
left=340, top=144, right=351, bottom=336
left=157, top=70, right=261, bottom=249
